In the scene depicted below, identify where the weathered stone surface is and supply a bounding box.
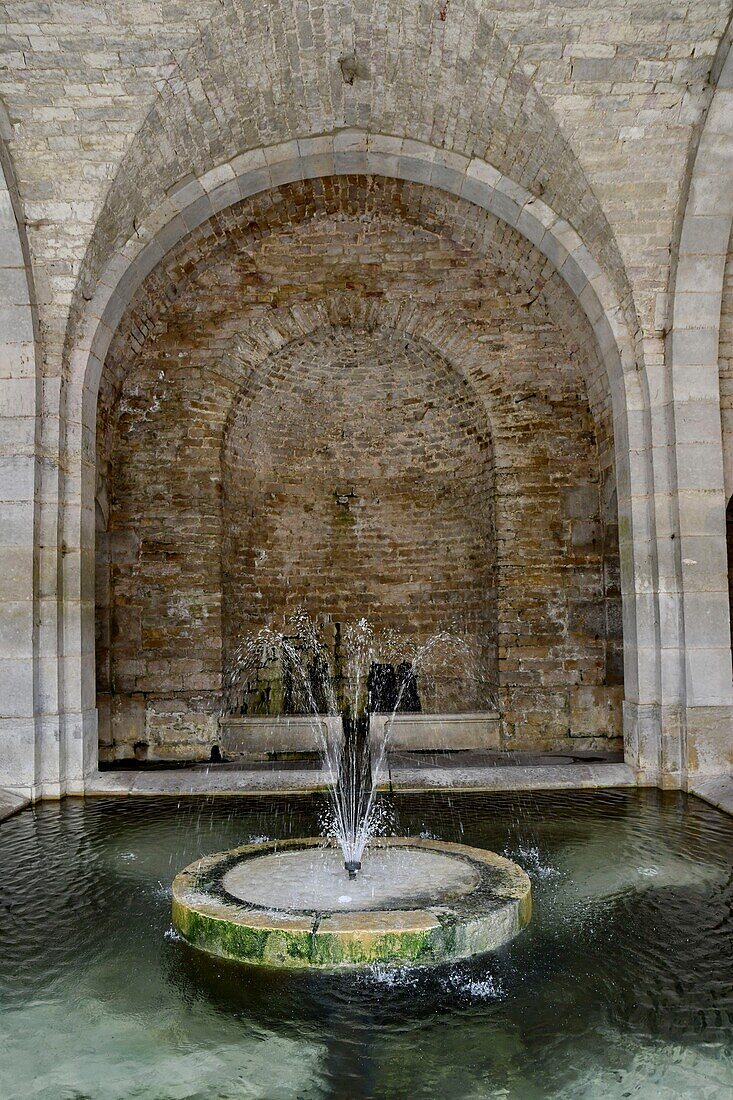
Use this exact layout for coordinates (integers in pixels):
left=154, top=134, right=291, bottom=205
left=0, top=786, right=30, bottom=822
left=172, top=836, right=532, bottom=968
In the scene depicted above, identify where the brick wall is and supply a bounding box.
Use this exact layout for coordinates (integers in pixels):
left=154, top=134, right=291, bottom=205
left=223, top=326, right=496, bottom=715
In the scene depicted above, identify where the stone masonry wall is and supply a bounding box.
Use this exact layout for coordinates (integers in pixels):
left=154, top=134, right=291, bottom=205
left=96, top=363, right=231, bottom=761
left=0, top=0, right=728, bottom=393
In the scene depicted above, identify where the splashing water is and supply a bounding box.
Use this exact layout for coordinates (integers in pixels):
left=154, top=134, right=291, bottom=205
left=223, top=611, right=488, bottom=876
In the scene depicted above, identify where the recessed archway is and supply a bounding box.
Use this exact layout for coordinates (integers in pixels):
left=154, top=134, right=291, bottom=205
left=91, top=171, right=626, bottom=764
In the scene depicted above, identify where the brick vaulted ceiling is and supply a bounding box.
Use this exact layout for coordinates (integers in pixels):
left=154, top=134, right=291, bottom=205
left=72, top=0, right=641, bottom=354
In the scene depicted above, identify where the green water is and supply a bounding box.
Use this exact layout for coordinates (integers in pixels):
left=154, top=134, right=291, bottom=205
left=0, top=789, right=731, bottom=1099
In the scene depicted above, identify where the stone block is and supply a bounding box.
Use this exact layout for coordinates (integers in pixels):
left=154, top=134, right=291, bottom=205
left=0, top=600, right=33, bottom=658
left=0, top=717, right=37, bottom=787
left=685, top=704, right=733, bottom=775
left=0, top=657, right=35, bottom=718
left=0, top=304, right=33, bottom=344
left=572, top=57, right=636, bottom=81
left=686, top=648, right=733, bottom=707
left=370, top=713, right=500, bottom=751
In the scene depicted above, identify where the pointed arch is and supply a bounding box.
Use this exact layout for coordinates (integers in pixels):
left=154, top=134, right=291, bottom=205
left=667, top=30, right=733, bottom=781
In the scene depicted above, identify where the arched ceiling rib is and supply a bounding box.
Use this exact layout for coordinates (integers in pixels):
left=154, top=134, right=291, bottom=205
left=75, top=0, right=633, bottom=336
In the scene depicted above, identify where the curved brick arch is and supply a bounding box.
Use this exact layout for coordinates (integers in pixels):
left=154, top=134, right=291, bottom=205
left=219, top=301, right=502, bottom=448
left=99, top=177, right=615, bottom=456
left=665, top=36, right=733, bottom=781
left=101, top=280, right=596, bottom=515
left=59, top=136, right=656, bottom=787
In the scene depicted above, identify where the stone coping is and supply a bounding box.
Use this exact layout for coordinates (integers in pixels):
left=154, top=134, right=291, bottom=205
left=0, top=788, right=30, bottom=823
left=220, top=712, right=502, bottom=753
left=172, top=836, right=531, bottom=969
left=8, top=770, right=732, bottom=822
left=85, top=761, right=636, bottom=798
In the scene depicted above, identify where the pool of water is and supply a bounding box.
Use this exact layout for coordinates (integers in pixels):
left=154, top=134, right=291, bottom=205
left=1, top=788, right=731, bottom=1099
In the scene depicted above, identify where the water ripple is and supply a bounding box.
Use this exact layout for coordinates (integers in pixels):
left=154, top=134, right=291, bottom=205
left=0, top=788, right=730, bottom=1099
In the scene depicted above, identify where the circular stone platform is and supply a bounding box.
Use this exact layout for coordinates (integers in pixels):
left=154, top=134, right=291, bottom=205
left=172, top=837, right=531, bottom=969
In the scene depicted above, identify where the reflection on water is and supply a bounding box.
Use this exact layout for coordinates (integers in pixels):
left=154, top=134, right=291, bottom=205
left=0, top=789, right=732, bottom=1099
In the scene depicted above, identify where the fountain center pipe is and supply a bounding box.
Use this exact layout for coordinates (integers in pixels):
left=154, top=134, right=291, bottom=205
left=222, top=617, right=481, bottom=883
left=339, top=711, right=372, bottom=877
left=344, top=859, right=362, bottom=880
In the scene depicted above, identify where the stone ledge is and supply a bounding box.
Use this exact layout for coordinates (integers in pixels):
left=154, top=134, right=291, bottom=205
left=388, top=761, right=636, bottom=792
left=0, top=786, right=30, bottom=822
left=688, top=775, right=733, bottom=817
left=220, top=713, right=501, bottom=755
left=172, top=836, right=532, bottom=969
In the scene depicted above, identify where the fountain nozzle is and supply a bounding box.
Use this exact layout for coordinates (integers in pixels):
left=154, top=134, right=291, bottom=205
left=344, top=859, right=361, bottom=880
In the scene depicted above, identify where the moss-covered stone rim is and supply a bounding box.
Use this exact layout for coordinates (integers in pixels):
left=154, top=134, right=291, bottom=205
left=171, top=836, right=531, bottom=969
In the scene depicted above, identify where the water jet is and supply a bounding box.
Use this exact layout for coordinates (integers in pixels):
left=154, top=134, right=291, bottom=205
left=172, top=613, right=531, bottom=967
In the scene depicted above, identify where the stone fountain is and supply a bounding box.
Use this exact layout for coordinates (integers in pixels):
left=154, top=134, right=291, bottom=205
left=172, top=615, right=531, bottom=968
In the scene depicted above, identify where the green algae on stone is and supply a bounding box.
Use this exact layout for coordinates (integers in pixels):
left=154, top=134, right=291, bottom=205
left=172, top=837, right=531, bottom=970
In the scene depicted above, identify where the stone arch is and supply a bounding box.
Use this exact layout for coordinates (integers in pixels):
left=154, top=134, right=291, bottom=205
left=601, top=476, right=623, bottom=692
left=0, top=133, right=45, bottom=798
left=667, top=32, right=733, bottom=781
left=99, top=279, right=617, bottom=762
left=71, top=0, right=635, bottom=332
